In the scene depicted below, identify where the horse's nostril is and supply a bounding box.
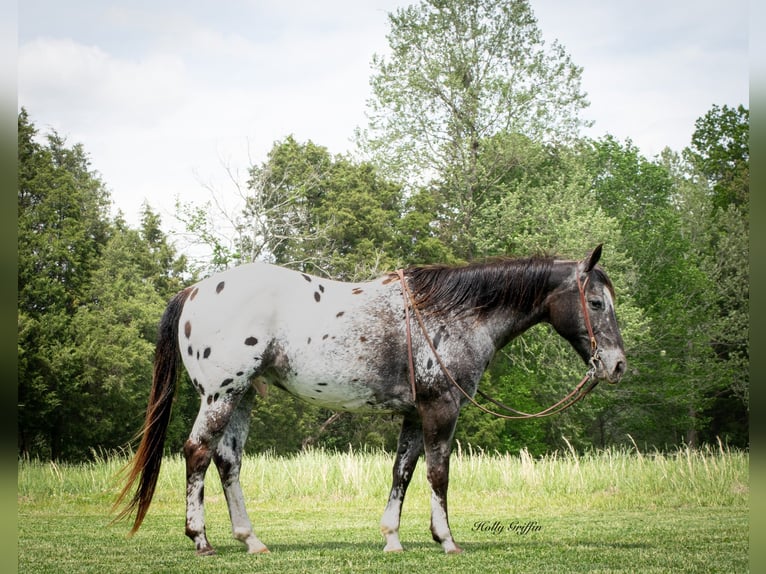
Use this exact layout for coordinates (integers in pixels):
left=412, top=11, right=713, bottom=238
left=615, top=360, right=626, bottom=378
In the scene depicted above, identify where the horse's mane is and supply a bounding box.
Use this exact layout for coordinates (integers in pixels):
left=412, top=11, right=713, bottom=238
left=404, top=256, right=555, bottom=318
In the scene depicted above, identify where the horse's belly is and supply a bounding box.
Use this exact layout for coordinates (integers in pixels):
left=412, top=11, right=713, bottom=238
left=281, top=375, right=382, bottom=412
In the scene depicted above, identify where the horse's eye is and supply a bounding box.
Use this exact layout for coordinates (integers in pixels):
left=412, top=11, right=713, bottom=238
left=589, top=299, right=604, bottom=311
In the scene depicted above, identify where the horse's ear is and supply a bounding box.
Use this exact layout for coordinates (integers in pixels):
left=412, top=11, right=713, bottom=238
left=584, top=244, right=603, bottom=272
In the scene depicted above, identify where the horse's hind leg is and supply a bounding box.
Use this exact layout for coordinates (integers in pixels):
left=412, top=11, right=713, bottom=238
left=381, top=414, right=423, bottom=552
left=213, top=387, right=268, bottom=554
left=184, top=393, right=243, bottom=555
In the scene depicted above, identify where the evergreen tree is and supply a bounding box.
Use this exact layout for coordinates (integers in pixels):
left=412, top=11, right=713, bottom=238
left=18, top=109, right=111, bottom=459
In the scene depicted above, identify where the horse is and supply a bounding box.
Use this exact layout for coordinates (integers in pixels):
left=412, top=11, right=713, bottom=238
left=114, top=244, right=626, bottom=555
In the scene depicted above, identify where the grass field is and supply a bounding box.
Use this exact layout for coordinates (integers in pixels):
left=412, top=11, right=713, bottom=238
left=18, top=444, right=748, bottom=573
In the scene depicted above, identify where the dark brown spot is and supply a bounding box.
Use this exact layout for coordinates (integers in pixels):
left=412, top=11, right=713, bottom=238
left=382, top=276, right=395, bottom=285
left=318, top=382, right=328, bottom=386
left=221, top=378, right=234, bottom=387
left=336, top=311, right=345, bottom=318
left=302, top=273, right=312, bottom=282
left=216, top=281, right=225, bottom=293
left=236, top=371, right=244, bottom=377
left=245, top=336, right=258, bottom=346
left=207, top=395, right=213, bottom=405
left=314, top=388, right=323, bottom=393
left=184, top=321, right=192, bottom=338
left=360, top=336, right=368, bottom=343
left=214, top=393, right=220, bottom=402
left=433, top=331, right=442, bottom=349
left=203, top=347, right=211, bottom=359
left=190, top=287, right=199, bottom=300
left=188, top=345, right=193, bottom=356
left=307, top=337, right=312, bottom=344
left=427, top=358, right=434, bottom=370
left=352, top=288, right=363, bottom=295
left=314, top=291, right=321, bottom=302
left=322, top=334, right=329, bottom=340
left=319, top=285, right=325, bottom=293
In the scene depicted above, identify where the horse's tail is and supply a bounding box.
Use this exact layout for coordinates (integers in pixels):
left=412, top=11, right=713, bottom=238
left=112, top=287, right=191, bottom=534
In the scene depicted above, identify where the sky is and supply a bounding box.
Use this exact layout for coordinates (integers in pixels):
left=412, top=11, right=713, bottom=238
left=18, top=0, right=749, bottom=235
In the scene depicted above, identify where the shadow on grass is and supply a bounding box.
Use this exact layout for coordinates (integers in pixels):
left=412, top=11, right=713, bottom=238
left=207, top=537, right=651, bottom=557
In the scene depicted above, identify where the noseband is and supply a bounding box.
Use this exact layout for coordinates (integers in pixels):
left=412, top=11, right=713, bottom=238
left=397, top=261, right=602, bottom=420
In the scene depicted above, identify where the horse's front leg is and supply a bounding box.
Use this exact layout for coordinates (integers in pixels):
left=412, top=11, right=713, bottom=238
left=420, top=400, right=462, bottom=554
left=381, top=414, right=423, bottom=552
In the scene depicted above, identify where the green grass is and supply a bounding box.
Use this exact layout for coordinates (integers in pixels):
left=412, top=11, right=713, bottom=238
left=18, top=444, right=749, bottom=573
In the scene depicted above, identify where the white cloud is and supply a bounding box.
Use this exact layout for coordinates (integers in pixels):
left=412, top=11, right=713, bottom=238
left=19, top=37, right=188, bottom=132
left=18, top=0, right=748, bottom=235
left=533, top=0, right=748, bottom=155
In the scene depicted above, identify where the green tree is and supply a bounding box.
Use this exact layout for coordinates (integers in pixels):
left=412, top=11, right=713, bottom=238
left=687, top=104, right=749, bottom=211
left=463, top=135, right=645, bottom=453
left=246, top=136, right=405, bottom=279
left=676, top=104, right=749, bottom=445
left=361, top=0, right=590, bottom=258
left=18, top=110, right=192, bottom=460
left=582, top=136, right=734, bottom=447
left=66, top=210, right=195, bottom=458
left=18, top=109, right=111, bottom=459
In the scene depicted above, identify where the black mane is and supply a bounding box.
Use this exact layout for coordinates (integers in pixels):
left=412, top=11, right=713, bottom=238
left=405, top=256, right=555, bottom=317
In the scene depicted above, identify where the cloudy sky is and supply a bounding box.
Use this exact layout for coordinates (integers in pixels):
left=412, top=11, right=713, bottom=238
left=19, top=0, right=749, bottom=233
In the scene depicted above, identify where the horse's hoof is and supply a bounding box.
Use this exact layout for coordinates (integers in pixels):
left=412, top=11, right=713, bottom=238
left=196, top=546, right=216, bottom=557
left=248, top=546, right=270, bottom=554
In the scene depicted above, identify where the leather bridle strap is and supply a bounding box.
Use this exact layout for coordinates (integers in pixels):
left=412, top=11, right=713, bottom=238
left=577, top=271, right=598, bottom=354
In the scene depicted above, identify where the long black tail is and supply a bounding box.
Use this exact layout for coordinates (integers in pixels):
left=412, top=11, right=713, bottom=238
left=112, top=287, right=191, bottom=534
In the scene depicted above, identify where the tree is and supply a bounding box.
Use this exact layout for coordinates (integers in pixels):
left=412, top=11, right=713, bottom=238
left=248, top=136, right=405, bottom=279
left=18, top=110, right=192, bottom=460
left=580, top=134, right=748, bottom=448
left=360, top=0, right=590, bottom=258
left=18, top=109, right=111, bottom=459
left=686, top=104, right=749, bottom=211
left=463, top=135, right=646, bottom=453
left=678, top=104, right=749, bottom=445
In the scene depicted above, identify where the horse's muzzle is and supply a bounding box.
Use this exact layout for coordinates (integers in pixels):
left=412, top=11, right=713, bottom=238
left=593, top=349, right=626, bottom=384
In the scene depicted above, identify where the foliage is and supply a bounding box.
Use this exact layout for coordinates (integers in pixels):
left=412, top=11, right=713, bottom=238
left=686, top=104, right=749, bottom=211
left=18, top=110, right=190, bottom=460
left=360, top=0, right=589, bottom=259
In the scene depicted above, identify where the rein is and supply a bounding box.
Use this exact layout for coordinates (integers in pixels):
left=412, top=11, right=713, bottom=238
left=397, top=264, right=602, bottom=420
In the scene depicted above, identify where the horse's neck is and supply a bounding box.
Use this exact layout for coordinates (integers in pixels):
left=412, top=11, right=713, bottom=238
left=484, top=260, right=574, bottom=350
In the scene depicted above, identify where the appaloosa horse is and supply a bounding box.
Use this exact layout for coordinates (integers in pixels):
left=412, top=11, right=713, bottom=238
left=115, top=245, right=626, bottom=555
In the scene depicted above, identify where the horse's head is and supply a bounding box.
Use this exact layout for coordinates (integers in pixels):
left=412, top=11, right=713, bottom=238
left=546, top=245, right=627, bottom=384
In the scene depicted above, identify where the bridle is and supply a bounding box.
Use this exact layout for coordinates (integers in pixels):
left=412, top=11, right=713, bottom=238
left=396, top=261, right=603, bottom=420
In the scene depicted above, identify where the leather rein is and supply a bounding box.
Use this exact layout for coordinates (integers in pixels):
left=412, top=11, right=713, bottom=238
left=396, top=264, right=602, bottom=420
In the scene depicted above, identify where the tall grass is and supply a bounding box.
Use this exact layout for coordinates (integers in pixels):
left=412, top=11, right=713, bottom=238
left=18, top=443, right=748, bottom=515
